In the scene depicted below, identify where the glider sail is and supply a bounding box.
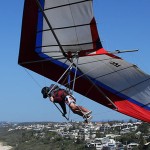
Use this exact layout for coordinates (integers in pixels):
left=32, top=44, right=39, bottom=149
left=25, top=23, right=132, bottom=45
left=18, top=0, right=150, bottom=123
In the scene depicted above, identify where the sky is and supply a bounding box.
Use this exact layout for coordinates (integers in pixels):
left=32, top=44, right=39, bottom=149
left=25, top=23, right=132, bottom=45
left=0, top=0, right=150, bottom=122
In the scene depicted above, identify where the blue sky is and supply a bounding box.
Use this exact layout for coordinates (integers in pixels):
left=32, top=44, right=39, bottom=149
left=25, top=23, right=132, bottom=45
left=0, top=0, right=150, bottom=122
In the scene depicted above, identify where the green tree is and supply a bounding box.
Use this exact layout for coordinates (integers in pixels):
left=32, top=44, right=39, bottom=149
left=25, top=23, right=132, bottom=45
left=138, top=134, right=146, bottom=150
left=137, top=123, right=150, bottom=135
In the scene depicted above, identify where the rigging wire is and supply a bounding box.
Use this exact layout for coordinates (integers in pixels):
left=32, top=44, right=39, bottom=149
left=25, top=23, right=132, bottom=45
left=40, top=62, right=47, bottom=87
left=24, top=68, right=42, bottom=89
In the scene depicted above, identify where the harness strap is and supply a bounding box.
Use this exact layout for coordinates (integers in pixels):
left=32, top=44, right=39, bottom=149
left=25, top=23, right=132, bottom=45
left=71, top=56, right=79, bottom=94
left=65, top=95, right=76, bottom=105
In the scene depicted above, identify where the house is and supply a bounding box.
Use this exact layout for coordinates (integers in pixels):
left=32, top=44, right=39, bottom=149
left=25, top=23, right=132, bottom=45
left=127, top=143, right=139, bottom=149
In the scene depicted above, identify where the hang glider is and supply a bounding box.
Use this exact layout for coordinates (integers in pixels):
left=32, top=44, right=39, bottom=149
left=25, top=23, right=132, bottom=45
left=18, top=0, right=150, bottom=123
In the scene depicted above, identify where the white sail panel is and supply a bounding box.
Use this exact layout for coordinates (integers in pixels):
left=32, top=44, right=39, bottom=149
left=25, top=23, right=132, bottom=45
left=77, top=54, right=150, bottom=108
left=41, top=0, right=95, bottom=53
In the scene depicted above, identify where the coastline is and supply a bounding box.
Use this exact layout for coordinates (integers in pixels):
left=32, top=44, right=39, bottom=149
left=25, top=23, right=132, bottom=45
left=0, top=142, right=13, bottom=150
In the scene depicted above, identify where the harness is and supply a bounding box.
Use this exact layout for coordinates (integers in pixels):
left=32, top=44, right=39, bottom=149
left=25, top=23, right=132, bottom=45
left=65, top=95, right=76, bottom=106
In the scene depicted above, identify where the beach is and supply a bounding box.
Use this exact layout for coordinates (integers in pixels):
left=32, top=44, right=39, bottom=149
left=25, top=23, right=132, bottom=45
left=0, top=142, right=12, bottom=150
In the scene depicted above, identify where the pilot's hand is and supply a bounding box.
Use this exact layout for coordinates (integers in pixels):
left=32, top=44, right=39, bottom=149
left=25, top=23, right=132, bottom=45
left=50, top=96, right=54, bottom=102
